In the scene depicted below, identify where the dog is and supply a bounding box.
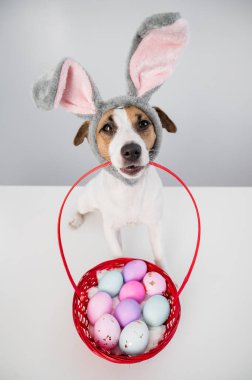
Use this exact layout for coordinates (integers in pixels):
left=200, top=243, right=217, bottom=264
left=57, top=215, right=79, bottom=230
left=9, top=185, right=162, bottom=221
left=32, top=13, right=188, bottom=267
left=69, top=105, right=177, bottom=267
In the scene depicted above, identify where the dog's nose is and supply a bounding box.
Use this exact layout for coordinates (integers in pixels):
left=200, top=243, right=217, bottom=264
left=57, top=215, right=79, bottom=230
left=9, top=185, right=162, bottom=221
left=121, top=143, right=142, bottom=162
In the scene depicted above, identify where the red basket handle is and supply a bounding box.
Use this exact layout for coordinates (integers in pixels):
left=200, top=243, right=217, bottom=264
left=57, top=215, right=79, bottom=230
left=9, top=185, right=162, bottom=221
left=57, top=161, right=201, bottom=301
left=149, top=162, right=201, bottom=301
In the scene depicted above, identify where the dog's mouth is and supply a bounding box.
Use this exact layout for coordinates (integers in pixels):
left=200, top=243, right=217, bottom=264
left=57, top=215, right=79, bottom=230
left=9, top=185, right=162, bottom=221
left=120, top=164, right=145, bottom=176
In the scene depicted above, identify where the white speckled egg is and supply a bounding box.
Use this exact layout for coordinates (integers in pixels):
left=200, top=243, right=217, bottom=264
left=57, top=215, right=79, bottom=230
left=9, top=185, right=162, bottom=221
left=93, top=314, right=121, bottom=350
left=98, top=270, right=123, bottom=297
left=143, top=295, right=170, bottom=327
left=143, top=271, right=166, bottom=296
left=119, top=320, right=149, bottom=355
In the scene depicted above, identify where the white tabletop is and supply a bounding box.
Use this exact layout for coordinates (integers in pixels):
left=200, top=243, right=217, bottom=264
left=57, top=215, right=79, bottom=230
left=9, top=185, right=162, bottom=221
left=0, top=186, right=251, bottom=379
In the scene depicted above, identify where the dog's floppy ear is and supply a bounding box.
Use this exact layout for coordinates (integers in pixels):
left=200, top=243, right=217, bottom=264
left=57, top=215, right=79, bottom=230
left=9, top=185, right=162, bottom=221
left=127, top=13, right=188, bottom=99
left=154, top=106, right=177, bottom=133
left=74, top=121, right=89, bottom=146
left=33, top=58, right=101, bottom=116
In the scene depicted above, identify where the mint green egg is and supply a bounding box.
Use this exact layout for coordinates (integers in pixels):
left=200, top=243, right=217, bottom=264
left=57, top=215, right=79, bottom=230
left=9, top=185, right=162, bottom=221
left=143, top=295, right=170, bottom=327
left=98, top=270, right=123, bottom=297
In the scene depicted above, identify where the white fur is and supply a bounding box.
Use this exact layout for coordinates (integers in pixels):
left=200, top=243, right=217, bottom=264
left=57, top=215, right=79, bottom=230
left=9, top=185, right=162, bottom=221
left=109, top=108, right=149, bottom=178
left=70, top=108, right=165, bottom=267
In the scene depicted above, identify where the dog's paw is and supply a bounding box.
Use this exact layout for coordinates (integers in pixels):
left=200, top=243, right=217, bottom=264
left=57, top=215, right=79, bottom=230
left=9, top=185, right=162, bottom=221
left=69, top=213, right=84, bottom=229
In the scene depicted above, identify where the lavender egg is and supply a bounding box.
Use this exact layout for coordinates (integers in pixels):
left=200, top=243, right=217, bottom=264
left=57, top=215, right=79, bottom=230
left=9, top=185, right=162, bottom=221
left=122, top=260, right=147, bottom=282
left=114, top=299, right=141, bottom=327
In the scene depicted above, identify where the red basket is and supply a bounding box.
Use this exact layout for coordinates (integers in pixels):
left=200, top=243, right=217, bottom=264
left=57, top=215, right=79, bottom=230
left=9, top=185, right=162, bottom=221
left=57, top=161, right=201, bottom=364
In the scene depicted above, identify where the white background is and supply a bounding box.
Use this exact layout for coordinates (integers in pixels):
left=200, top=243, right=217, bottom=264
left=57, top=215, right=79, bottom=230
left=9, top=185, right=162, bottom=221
left=0, top=0, right=252, bottom=185
left=1, top=1, right=251, bottom=379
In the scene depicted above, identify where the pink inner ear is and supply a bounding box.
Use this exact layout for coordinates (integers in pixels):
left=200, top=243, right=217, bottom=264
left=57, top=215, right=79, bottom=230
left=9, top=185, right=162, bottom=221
left=54, top=59, right=96, bottom=114
left=129, top=18, right=188, bottom=96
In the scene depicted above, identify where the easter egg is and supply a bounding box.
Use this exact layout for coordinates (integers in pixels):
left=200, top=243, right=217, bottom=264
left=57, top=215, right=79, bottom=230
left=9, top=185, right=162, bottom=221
left=114, top=299, right=141, bottom=327
left=143, top=271, right=166, bottom=296
left=122, top=260, right=147, bottom=282
left=143, top=295, right=170, bottom=327
left=98, top=270, right=123, bottom=297
left=119, top=320, right=149, bottom=355
left=87, top=291, right=113, bottom=325
left=93, top=314, right=121, bottom=350
left=119, top=281, right=145, bottom=303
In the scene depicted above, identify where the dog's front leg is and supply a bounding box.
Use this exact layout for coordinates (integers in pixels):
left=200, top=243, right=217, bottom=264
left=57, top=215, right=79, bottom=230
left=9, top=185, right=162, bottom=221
left=69, top=187, right=96, bottom=229
left=103, top=224, right=123, bottom=258
left=147, top=221, right=166, bottom=268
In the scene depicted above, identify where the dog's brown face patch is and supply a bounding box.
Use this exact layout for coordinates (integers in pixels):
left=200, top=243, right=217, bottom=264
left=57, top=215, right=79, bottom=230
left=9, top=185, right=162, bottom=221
left=95, top=109, right=118, bottom=161
left=95, top=106, right=156, bottom=160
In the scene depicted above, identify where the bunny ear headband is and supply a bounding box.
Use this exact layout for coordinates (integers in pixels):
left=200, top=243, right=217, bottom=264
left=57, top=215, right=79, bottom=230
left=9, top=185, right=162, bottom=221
left=33, top=12, right=189, bottom=184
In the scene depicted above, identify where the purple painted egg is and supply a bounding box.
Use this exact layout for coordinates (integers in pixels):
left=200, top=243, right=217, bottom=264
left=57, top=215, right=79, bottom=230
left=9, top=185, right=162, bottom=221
left=122, top=260, right=147, bottom=282
left=114, top=299, right=141, bottom=327
left=119, top=280, right=146, bottom=303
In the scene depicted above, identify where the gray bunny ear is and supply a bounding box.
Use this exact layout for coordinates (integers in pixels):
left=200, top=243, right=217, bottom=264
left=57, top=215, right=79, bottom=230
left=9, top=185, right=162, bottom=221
left=126, top=13, right=189, bottom=100
left=32, top=58, right=102, bottom=117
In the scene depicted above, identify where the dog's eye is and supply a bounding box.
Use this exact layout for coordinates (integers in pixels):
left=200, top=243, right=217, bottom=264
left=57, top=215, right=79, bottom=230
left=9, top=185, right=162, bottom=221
left=138, top=120, right=150, bottom=130
left=101, top=124, right=114, bottom=135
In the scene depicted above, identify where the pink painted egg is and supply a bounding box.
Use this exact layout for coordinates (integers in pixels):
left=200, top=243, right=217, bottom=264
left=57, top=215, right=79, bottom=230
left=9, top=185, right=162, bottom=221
left=87, top=291, right=113, bottom=325
left=122, top=260, right=147, bottom=282
left=119, top=280, right=145, bottom=303
left=93, top=314, right=121, bottom=350
left=143, top=271, right=166, bottom=296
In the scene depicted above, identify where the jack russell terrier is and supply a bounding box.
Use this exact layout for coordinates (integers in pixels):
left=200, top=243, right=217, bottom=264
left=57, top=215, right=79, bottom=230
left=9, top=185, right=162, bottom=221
left=32, top=12, right=189, bottom=267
